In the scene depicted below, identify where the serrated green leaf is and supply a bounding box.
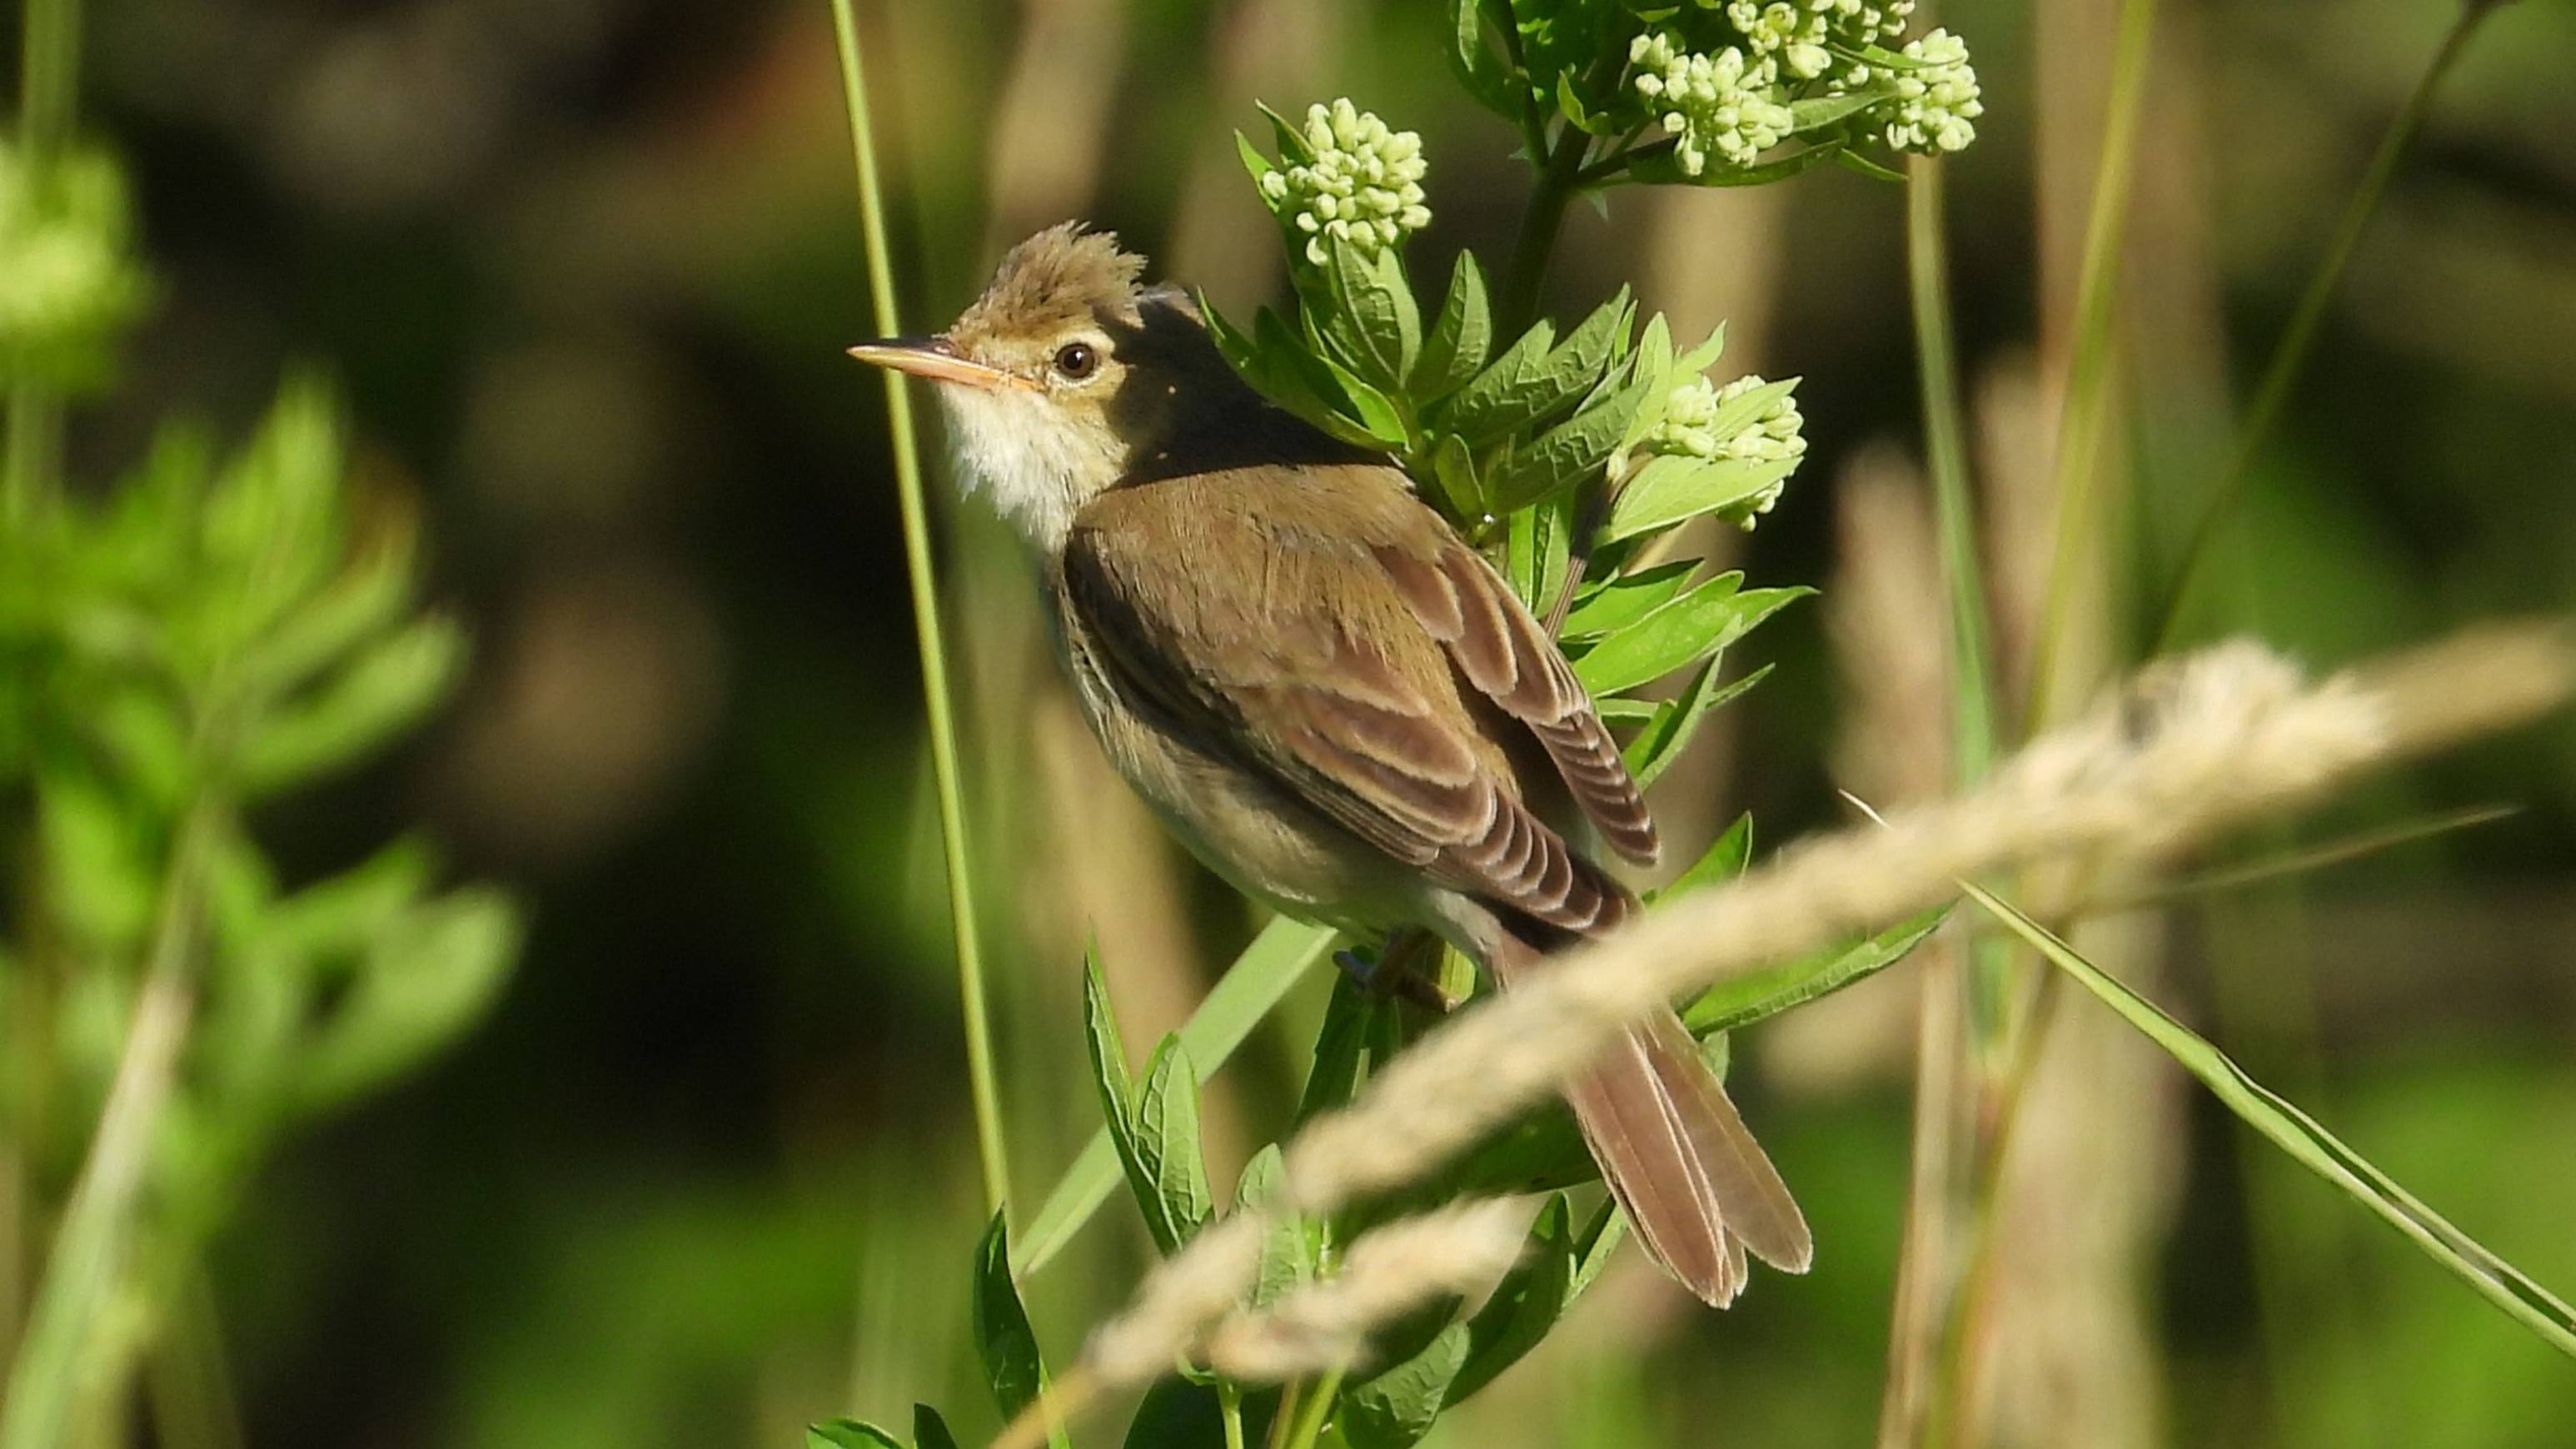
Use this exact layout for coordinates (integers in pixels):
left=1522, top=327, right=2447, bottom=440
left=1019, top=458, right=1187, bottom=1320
left=1602, top=453, right=1801, bottom=543
left=1561, top=560, right=1696, bottom=639
left=1018, top=918, right=1339, bottom=1277
left=1438, top=287, right=1631, bottom=442
left=972, top=1215, right=1059, bottom=1437
left=1489, top=365, right=1659, bottom=512
left=1504, top=491, right=1572, bottom=618
left=1323, top=242, right=1422, bottom=390
left=1570, top=570, right=1736, bottom=695
left=1131, top=1035, right=1214, bottom=1251
left=1682, top=908, right=1946, bottom=1035
left=1341, top=1322, right=1472, bottom=1449
left=1577, top=576, right=1811, bottom=697
left=808, top=1420, right=904, bottom=1449
left=1622, top=660, right=1772, bottom=787
left=1652, top=813, right=1752, bottom=903
left=1410, top=251, right=1493, bottom=400
left=1427, top=432, right=1487, bottom=525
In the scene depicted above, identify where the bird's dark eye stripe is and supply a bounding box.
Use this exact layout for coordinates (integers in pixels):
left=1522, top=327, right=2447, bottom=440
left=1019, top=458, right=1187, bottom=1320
left=1054, top=342, right=1099, bottom=379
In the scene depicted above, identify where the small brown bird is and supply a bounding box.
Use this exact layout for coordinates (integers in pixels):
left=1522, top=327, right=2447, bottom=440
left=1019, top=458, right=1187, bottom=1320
left=850, top=223, right=1811, bottom=1304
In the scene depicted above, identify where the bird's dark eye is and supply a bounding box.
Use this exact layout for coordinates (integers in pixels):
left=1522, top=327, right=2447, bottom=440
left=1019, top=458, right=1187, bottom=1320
left=1053, top=342, right=1099, bottom=380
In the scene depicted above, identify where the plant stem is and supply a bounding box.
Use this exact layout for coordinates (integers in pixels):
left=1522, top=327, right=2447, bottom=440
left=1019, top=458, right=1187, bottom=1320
left=4, top=0, right=86, bottom=528
left=1275, top=1367, right=1343, bottom=1449
left=1218, top=1381, right=1248, bottom=1449
left=825, top=0, right=1014, bottom=1219
left=2019, top=0, right=2156, bottom=733
left=2152, top=0, right=2501, bottom=652
left=0, top=804, right=215, bottom=1449
left=1905, top=157, right=1998, bottom=789
left=1497, top=124, right=1587, bottom=338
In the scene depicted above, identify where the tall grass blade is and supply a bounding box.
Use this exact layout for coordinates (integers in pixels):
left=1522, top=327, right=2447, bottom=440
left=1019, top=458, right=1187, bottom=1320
left=1016, top=919, right=1341, bottom=1277
left=824, top=0, right=1012, bottom=1218
left=1964, top=882, right=2576, bottom=1359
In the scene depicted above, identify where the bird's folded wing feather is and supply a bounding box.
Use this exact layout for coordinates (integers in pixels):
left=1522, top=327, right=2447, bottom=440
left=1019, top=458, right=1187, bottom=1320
left=1059, top=466, right=1642, bottom=934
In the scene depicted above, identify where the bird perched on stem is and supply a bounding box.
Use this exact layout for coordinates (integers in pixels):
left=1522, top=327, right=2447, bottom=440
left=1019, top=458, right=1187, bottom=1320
left=850, top=222, right=1810, bottom=1305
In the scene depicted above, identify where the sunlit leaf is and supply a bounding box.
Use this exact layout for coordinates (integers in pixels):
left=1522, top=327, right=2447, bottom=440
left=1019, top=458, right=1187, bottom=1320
left=1410, top=251, right=1493, bottom=400
left=1132, top=1035, right=1215, bottom=1251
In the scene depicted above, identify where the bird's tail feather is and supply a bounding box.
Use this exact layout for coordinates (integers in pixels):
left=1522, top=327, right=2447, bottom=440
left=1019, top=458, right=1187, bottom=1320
left=1490, top=933, right=1811, bottom=1306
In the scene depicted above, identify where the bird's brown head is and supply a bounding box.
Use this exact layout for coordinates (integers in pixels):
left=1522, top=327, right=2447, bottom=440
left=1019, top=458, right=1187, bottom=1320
left=849, top=224, right=1218, bottom=551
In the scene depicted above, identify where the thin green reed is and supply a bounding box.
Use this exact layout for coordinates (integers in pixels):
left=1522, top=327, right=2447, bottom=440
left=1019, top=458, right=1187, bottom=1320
left=2155, top=0, right=2509, bottom=650
left=825, top=0, right=1014, bottom=1220
left=2, top=0, right=83, bottom=523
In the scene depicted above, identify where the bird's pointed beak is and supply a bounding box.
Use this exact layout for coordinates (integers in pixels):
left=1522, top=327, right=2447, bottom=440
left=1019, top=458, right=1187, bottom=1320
left=845, top=336, right=1034, bottom=391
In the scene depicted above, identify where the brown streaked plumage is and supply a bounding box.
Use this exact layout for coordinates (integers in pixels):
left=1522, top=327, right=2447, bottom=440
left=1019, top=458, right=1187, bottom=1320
left=850, top=222, right=1812, bottom=1303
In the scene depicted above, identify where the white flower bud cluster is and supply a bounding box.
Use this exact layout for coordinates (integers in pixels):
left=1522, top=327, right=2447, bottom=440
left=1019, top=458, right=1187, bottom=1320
left=1881, top=28, right=1983, bottom=154
left=0, top=145, right=149, bottom=381
left=1650, top=373, right=1806, bottom=528
left=1726, top=2, right=1832, bottom=82
left=1630, top=32, right=1796, bottom=176
left=1258, top=99, right=1430, bottom=266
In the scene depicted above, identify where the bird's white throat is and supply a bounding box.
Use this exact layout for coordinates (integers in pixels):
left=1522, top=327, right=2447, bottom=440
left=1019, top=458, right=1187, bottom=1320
left=934, top=384, right=1115, bottom=555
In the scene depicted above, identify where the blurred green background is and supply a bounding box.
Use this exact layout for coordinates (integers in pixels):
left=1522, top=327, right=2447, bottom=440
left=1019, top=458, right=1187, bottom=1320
left=9, top=0, right=2576, bottom=1444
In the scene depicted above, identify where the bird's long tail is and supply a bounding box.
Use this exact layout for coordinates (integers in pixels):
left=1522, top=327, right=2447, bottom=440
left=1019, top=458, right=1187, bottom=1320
left=1488, top=932, right=1811, bottom=1306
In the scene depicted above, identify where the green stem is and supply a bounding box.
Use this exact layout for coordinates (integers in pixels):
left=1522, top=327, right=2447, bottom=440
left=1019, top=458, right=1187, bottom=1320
left=1276, top=1367, right=1343, bottom=1449
left=2152, top=0, right=2501, bottom=652
left=2019, top=0, right=2157, bottom=733
left=4, top=0, right=86, bottom=527
left=1218, top=1381, right=1248, bottom=1449
left=1497, top=124, right=1588, bottom=338
left=1905, top=157, right=1998, bottom=788
left=825, top=0, right=1014, bottom=1220
left=0, top=804, right=216, bottom=1449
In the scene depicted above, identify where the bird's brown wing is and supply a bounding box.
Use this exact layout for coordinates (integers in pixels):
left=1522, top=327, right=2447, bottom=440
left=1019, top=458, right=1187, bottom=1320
left=1060, top=465, right=1634, bottom=934
left=1367, top=520, right=1659, bottom=867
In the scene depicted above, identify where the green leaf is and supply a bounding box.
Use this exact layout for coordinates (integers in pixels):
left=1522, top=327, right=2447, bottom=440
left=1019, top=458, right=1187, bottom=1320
left=1410, top=251, right=1493, bottom=400
left=1789, top=86, right=1896, bottom=133
left=233, top=617, right=466, bottom=798
left=257, top=837, right=436, bottom=966
left=1834, top=148, right=1909, bottom=183
left=1316, top=351, right=1413, bottom=447
left=1577, top=577, right=1810, bottom=696
left=912, top=1406, right=962, bottom=1449
left=1555, top=70, right=1610, bottom=134
left=35, top=763, right=157, bottom=950
left=972, top=1215, right=1061, bottom=1433
left=808, top=1420, right=904, bottom=1449
left=1080, top=945, right=1144, bottom=1194
left=291, top=888, right=520, bottom=1115
left=1488, top=365, right=1659, bottom=512
left=1325, top=242, right=1422, bottom=389
left=1341, top=1322, right=1472, bottom=1449
left=1652, top=814, right=1752, bottom=903
left=1444, top=0, right=1521, bottom=118
left=1439, top=288, right=1629, bottom=442
left=1445, top=1196, right=1575, bottom=1405
left=1236, top=130, right=1277, bottom=192
left=1963, top=884, right=2576, bottom=1361
left=1017, top=919, right=1339, bottom=1277
left=1567, top=1193, right=1627, bottom=1298
left=1426, top=432, right=1487, bottom=525
left=1602, top=453, right=1801, bottom=543
left=1561, top=560, right=1696, bottom=640
left=1682, top=908, right=1946, bottom=1035
left=1131, top=1035, right=1215, bottom=1251
left=1122, top=1379, right=1235, bottom=1449
left=1622, top=660, right=1771, bottom=787
left=1294, top=967, right=1381, bottom=1125
left=1257, top=101, right=1316, bottom=164
left=1627, top=141, right=1847, bottom=188
left=1504, top=491, right=1573, bottom=618
left=1239, top=1145, right=1324, bottom=1306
